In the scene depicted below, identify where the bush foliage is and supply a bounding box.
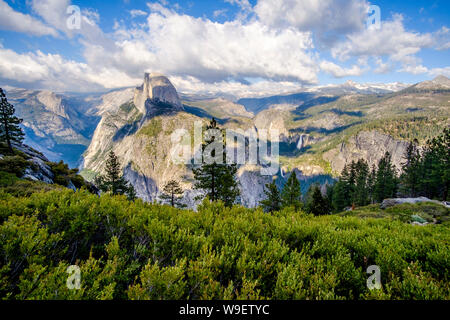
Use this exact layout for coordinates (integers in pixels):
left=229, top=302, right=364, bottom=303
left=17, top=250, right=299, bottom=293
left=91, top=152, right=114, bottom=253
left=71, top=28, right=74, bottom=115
left=0, top=189, right=448, bottom=300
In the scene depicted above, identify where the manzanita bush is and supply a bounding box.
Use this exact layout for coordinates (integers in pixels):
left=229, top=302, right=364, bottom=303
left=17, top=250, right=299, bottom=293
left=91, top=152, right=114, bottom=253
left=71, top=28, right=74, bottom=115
left=0, top=189, right=448, bottom=300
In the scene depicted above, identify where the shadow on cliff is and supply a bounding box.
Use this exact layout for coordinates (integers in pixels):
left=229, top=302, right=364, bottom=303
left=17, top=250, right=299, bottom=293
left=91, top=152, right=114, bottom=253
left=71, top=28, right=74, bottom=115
left=123, top=163, right=158, bottom=202
left=291, top=96, right=340, bottom=121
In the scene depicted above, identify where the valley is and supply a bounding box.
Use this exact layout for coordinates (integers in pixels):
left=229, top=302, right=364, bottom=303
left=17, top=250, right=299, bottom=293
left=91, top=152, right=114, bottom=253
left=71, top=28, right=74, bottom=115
left=4, top=74, right=450, bottom=208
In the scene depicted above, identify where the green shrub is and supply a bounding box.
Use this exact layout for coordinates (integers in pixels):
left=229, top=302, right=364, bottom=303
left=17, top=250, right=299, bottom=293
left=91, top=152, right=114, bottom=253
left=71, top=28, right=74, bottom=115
left=0, top=189, right=448, bottom=300
left=0, top=155, right=31, bottom=177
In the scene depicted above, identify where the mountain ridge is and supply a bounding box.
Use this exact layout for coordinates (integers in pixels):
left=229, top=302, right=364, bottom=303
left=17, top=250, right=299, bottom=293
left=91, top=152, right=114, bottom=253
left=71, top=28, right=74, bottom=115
left=3, top=74, right=449, bottom=208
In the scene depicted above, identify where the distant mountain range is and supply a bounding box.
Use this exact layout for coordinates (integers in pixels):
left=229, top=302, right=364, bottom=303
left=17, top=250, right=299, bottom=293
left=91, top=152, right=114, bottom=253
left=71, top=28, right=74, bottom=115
left=3, top=75, right=449, bottom=207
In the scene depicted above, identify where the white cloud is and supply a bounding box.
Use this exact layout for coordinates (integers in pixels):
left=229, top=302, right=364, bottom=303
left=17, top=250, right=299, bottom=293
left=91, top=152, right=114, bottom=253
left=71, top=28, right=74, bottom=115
left=373, top=58, right=392, bottom=74
left=254, top=0, right=369, bottom=39
left=331, top=14, right=434, bottom=71
left=0, top=47, right=140, bottom=92
left=81, top=4, right=319, bottom=86
left=130, top=9, right=147, bottom=18
left=399, top=64, right=428, bottom=75
left=434, top=26, right=450, bottom=50
left=428, top=66, right=450, bottom=77
left=0, top=0, right=447, bottom=94
left=171, top=75, right=302, bottom=98
left=0, top=0, right=58, bottom=37
left=213, top=9, right=228, bottom=18
left=31, top=0, right=71, bottom=32
left=320, top=61, right=365, bottom=77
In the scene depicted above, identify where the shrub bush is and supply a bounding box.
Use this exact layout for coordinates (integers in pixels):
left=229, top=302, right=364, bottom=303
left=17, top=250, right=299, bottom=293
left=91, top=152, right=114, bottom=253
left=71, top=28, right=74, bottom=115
left=0, top=189, right=448, bottom=300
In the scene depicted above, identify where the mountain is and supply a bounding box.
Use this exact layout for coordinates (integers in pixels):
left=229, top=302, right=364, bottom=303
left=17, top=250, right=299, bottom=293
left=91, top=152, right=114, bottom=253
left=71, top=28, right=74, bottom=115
left=408, top=75, right=450, bottom=91
left=3, top=75, right=449, bottom=208
left=237, top=81, right=409, bottom=114
left=133, top=72, right=183, bottom=114
left=4, top=88, right=102, bottom=167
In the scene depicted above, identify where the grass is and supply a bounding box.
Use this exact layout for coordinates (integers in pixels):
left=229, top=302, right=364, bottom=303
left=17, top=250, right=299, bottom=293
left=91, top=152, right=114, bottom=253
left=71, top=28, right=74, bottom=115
left=339, top=202, right=450, bottom=225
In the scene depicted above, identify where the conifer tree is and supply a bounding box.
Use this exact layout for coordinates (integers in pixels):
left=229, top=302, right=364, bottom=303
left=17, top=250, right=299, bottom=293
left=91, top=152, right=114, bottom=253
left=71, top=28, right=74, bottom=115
left=0, top=88, right=24, bottom=153
left=306, top=184, right=330, bottom=216
left=374, top=152, right=398, bottom=202
left=160, top=180, right=185, bottom=208
left=367, top=164, right=377, bottom=204
left=353, top=159, right=370, bottom=206
left=419, top=129, right=450, bottom=200
left=331, top=179, right=348, bottom=212
left=281, top=171, right=302, bottom=210
left=260, top=180, right=282, bottom=212
left=332, top=164, right=354, bottom=211
left=193, top=118, right=240, bottom=207
left=95, top=150, right=136, bottom=200
left=400, top=139, right=421, bottom=197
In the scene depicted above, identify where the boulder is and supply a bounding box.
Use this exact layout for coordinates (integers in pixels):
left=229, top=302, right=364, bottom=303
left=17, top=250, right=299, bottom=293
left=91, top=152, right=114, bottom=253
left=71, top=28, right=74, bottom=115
left=380, top=197, right=450, bottom=209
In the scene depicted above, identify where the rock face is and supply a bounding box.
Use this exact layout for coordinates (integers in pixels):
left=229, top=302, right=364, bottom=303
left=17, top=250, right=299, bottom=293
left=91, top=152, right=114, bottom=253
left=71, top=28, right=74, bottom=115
left=133, top=72, right=183, bottom=115
left=11, top=143, right=54, bottom=184
left=323, top=130, right=410, bottom=174
left=414, top=75, right=450, bottom=90
left=5, top=88, right=101, bottom=167
left=380, top=197, right=450, bottom=209
left=83, top=73, right=201, bottom=205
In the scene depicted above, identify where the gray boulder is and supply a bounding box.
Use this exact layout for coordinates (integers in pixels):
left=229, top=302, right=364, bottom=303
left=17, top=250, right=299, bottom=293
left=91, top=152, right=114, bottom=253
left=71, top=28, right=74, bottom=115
left=380, top=197, right=450, bottom=209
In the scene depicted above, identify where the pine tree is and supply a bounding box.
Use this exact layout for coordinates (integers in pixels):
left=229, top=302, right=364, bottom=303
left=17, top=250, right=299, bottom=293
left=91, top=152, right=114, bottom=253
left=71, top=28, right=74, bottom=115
left=400, top=140, right=421, bottom=197
left=306, top=184, right=330, bottom=216
left=367, top=164, right=377, bottom=204
left=95, top=150, right=136, bottom=201
left=331, top=164, right=354, bottom=211
left=374, top=152, right=398, bottom=202
left=260, top=180, right=282, bottom=212
left=193, top=118, right=240, bottom=207
left=0, top=88, right=24, bottom=153
left=281, top=171, right=302, bottom=210
left=331, top=179, right=347, bottom=212
left=419, top=129, right=450, bottom=200
left=160, top=180, right=185, bottom=208
left=353, top=159, right=370, bottom=206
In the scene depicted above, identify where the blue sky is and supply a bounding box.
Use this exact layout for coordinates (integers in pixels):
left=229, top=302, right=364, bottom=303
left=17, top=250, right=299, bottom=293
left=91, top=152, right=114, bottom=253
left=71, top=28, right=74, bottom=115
left=0, top=0, right=449, bottom=96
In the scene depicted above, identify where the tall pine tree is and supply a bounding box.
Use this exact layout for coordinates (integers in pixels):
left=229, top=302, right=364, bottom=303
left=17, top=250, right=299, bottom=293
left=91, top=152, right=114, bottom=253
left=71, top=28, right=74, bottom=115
left=193, top=118, right=240, bottom=207
left=95, top=150, right=136, bottom=201
left=306, top=184, right=330, bottom=216
left=400, top=139, right=421, bottom=197
left=160, top=180, right=186, bottom=208
left=260, top=180, right=282, bottom=213
left=281, top=171, right=302, bottom=210
left=353, top=159, right=370, bottom=206
left=0, top=88, right=24, bottom=153
left=419, top=129, right=450, bottom=200
left=374, top=152, right=398, bottom=202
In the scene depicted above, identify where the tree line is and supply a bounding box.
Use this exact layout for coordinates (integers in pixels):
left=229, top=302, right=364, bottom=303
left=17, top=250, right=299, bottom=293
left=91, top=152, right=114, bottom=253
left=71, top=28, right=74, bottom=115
left=330, top=127, right=449, bottom=212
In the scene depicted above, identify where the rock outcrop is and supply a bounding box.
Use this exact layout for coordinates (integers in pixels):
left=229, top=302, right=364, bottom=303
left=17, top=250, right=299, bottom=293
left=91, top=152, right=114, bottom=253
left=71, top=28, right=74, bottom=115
left=380, top=197, right=450, bottom=209
left=11, top=143, right=54, bottom=184
left=323, top=130, right=410, bottom=174
left=133, top=72, right=183, bottom=115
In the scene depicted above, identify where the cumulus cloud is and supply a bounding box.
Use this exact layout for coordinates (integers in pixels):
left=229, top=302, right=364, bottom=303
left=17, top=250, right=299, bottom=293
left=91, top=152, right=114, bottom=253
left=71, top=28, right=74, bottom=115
left=428, top=66, right=450, bottom=77
left=31, top=0, right=71, bottom=32
left=0, top=0, right=447, bottom=95
left=331, top=14, right=434, bottom=71
left=254, top=0, right=369, bottom=42
left=434, top=26, right=450, bottom=50
left=320, top=61, right=365, bottom=77
left=171, top=75, right=302, bottom=98
left=81, top=3, right=319, bottom=86
left=0, top=47, right=140, bottom=92
left=130, top=9, right=147, bottom=18
left=0, top=0, right=58, bottom=37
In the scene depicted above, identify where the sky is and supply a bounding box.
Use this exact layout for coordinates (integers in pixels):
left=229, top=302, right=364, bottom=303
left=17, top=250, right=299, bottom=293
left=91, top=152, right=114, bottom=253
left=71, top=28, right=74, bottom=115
left=0, top=0, right=449, bottom=97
